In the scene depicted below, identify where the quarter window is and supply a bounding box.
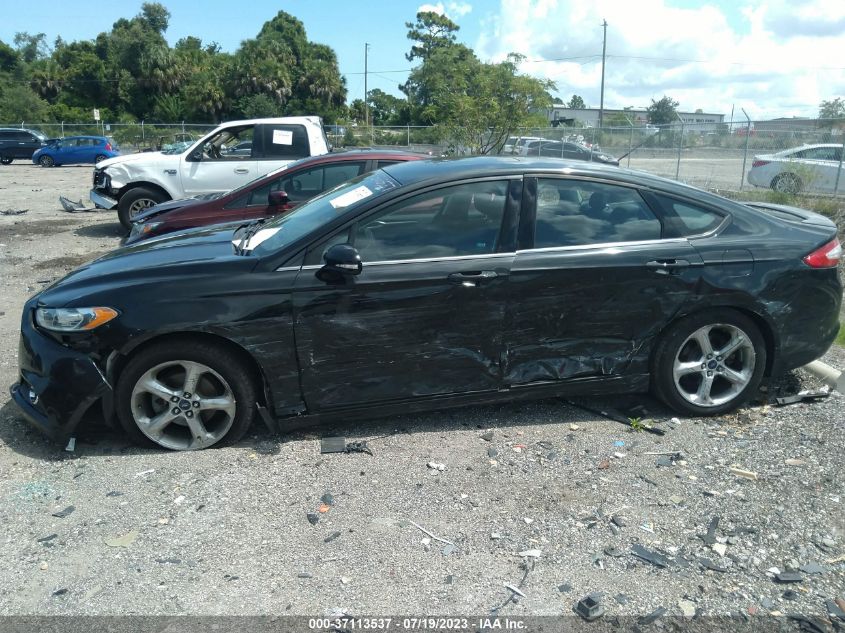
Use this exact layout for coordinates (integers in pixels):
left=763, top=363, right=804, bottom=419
left=649, top=194, right=725, bottom=237
left=247, top=162, right=365, bottom=206
left=260, top=124, right=310, bottom=159
left=353, top=181, right=509, bottom=262
left=533, top=179, right=661, bottom=247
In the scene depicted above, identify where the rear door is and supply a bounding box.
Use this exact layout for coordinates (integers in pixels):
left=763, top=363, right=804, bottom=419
left=292, top=177, right=521, bottom=410
left=503, top=176, right=704, bottom=385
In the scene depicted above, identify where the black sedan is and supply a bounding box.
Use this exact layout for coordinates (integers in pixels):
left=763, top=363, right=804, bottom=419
left=11, top=157, right=842, bottom=450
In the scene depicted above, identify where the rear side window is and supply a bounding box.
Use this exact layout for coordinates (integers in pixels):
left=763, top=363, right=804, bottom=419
left=245, top=162, right=366, bottom=206
left=649, top=194, right=725, bottom=237
left=533, top=179, right=661, bottom=248
left=260, top=124, right=310, bottom=159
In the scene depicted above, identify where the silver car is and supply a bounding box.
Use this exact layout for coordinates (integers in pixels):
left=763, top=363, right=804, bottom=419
left=747, top=143, right=844, bottom=194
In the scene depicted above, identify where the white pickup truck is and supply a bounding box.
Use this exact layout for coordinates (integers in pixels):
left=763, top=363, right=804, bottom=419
left=90, top=116, right=330, bottom=228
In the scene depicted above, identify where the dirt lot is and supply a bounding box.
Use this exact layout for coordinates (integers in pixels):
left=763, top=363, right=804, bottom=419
left=0, top=163, right=844, bottom=625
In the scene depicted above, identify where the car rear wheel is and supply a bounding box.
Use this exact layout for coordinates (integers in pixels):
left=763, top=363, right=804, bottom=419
left=652, top=309, right=766, bottom=416
left=118, top=187, right=167, bottom=229
left=116, top=341, right=256, bottom=450
left=772, top=173, right=800, bottom=194
left=39, top=155, right=54, bottom=167
left=0, top=156, right=12, bottom=165
left=95, top=154, right=107, bottom=163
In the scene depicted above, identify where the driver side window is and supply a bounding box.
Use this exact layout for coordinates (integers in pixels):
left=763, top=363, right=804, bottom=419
left=200, top=126, right=255, bottom=161
left=352, top=181, right=508, bottom=262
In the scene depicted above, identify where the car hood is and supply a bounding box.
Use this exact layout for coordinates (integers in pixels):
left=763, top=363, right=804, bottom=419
left=38, top=222, right=252, bottom=307
left=96, top=151, right=177, bottom=169
left=132, top=192, right=224, bottom=223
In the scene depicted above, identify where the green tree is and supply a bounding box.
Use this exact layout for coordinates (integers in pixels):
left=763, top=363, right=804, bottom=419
left=405, top=10, right=459, bottom=62
left=13, top=32, right=50, bottom=63
left=367, top=88, right=406, bottom=125
left=819, top=97, right=845, bottom=127
left=647, top=95, right=679, bottom=126
left=567, top=94, right=585, bottom=109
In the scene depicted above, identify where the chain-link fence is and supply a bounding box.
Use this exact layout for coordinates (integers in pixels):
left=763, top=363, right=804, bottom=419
left=4, top=120, right=843, bottom=195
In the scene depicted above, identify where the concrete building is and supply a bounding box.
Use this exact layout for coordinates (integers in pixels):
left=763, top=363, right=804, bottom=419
left=546, top=106, right=725, bottom=132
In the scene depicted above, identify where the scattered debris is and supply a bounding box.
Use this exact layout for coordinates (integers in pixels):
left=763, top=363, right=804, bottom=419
left=441, top=544, right=456, bottom=556
left=597, top=459, right=610, bottom=470
left=564, top=400, right=666, bottom=435
left=104, top=530, right=138, bottom=548
left=729, top=467, right=759, bottom=481
left=51, top=506, right=75, bottom=519
left=638, top=607, right=667, bottom=626
left=799, top=562, right=826, bottom=575
left=611, top=514, right=628, bottom=528
left=318, top=503, right=330, bottom=513
left=774, top=571, right=803, bottom=583
left=37, top=534, right=58, bottom=543
left=134, top=469, right=155, bottom=478
left=518, top=549, right=542, bottom=558
left=59, top=196, right=98, bottom=213
left=678, top=599, right=696, bottom=617
left=785, top=458, right=806, bottom=466
left=408, top=520, right=455, bottom=547
left=604, top=546, right=625, bottom=558
left=569, top=424, right=580, bottom=431
left=631, top=543, right=669, bottom=568
left=324, top=531, right=341, bottom=544
left=523, top=517, right=534, bottom=525
left=775, top=391, right=829, bottom=406
left=712, top=543, right=727, bottom=557
left=39, top=562, right=48, bottom=571
left=52, top=588, right=68, bottom=597
left=345, top=440, right=374, bottom=456
left=64, top=437, right=76, bottom=452
left=487, top=448, right=498, bottom=458
left=503, top=583, right=525, bottom=598
left=320, top=493, right=335, bottom=506
left=638, top=474, right=658, bottom=486
left=558, top=583, right=572, bottom=593
left=825, top=599, right=845, bottom=621
left=427, top=462, right=446, bottom=472
left=480, top=431, right=494, bottom=442
left=574, top=595, right=605, bottom=622
left=0, top=209, right=28, bottom=216
left=297, top=572, right=313, bottom=579
left=699, top=558, right=729, bottom=573
left=640, top=522, right=655, bottom=534
left=321, top=437, right=347, bottom=453
left=306, top=513, right=319, bottom=526
left=701, top=516, right=720, bottom=545
left=105, top=491, right=123, bottom=498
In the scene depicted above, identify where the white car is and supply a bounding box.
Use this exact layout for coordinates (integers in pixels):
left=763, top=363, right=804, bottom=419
left=91, top=116, right=330, bottom=228
left=747, top=143, right=844, bottom=194
left=501, top=136, right=546, bottom=155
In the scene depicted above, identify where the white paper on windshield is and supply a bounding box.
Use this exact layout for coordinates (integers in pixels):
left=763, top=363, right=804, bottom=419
left=231, top=227, right=281, bottom=252
left=329, top=185, right=373, bottom=209
left=272, top=129, right=293, bottom=145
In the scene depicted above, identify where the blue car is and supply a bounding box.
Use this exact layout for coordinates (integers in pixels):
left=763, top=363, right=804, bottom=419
left=32, top=135, right=120, bottom=167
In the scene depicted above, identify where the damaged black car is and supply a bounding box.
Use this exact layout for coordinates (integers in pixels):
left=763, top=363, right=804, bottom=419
left=11, top=157, right=842, bottom=450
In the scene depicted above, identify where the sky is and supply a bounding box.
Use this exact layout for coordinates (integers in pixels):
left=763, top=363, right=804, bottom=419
left=1, top=0, right=843, bottom=121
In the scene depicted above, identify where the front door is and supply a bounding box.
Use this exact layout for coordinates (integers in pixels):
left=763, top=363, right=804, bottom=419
left=504, top=177, right=703, bottom=384
left=181, top=125, right=259, bottom=196
left=292, top=179, right=519, bottom=410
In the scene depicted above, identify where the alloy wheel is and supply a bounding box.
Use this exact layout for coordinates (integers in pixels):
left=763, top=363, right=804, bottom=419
left=130, top=360, right=237, bottom=450
left=671, top=323, right=756, bottom=408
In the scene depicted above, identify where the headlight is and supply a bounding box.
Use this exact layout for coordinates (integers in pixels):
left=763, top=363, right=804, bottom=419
left=36, top=307, right=119, bottom=332
left=129, top=221, right=162, bottom=238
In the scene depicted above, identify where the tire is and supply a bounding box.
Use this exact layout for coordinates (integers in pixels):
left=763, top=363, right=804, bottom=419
left=39, top=155, right=54, bottom=167
left=94, top=154, right=107, bottom=163
left=117, top=187, right=167, bottom=229
left=651, top=309, right=766, bottom=417
left=0, top=156, right=12, bottom=165
left=772, top=173, right=800, bottom=194
left=115, top=340, right=256, bottom=451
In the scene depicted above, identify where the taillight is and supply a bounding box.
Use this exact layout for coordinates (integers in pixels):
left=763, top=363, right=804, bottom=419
left=751, top=160, right=769, bottom=168
left=105, top=143, right=112, bottom=151
left=803, top=238, right=842, bottom=268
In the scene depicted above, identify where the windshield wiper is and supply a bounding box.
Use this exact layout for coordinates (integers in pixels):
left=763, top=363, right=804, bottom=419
left=235, top=218, right=269, bottom=255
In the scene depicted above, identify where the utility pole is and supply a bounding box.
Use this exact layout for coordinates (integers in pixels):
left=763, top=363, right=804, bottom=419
left=599, top=20, right=607, bottom=129
left=364, top=42, right=370, bottom=133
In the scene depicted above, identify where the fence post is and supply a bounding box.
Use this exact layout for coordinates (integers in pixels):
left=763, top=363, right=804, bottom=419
left=182, top=121, right=185, bottom=134
left=61, top=121, right=64, bottom=137
left=834, top=141, right=844, bottom=196
left=739, top=108, right=751, bottom=191
left=624, top=116, right=633, bottom=168
left=141, top=120, right=145, bottom=142
left=407, top=124, right=410, bottom=148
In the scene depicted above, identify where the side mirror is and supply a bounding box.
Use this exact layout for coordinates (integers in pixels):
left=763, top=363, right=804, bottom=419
left=268, top=190, right=290, bottom=208
left=317, top=244, right=362, bottom=282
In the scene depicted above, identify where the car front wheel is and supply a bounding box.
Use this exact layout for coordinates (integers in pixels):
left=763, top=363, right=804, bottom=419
left=652, top=310, right=766, bottom=416
left=0, top=156, right=12, bottom=165
left=39, top=155, right=54, bottom=167
left=116, top=341, right=256, bottom=450
left=118, top=187, right=167, bottom=229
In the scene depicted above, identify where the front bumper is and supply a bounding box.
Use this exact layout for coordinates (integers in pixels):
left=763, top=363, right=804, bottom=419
left=10, top=307, right=114, bottom=442
left=89, top=188, right=117, bottom=210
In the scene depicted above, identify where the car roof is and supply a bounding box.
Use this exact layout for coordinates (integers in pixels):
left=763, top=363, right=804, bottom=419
left=380, top=155, right=732, bottom=200
left=55, top=135, right=108, bottom=140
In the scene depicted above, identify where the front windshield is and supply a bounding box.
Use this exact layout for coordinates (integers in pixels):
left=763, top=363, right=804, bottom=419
left=243, top=169, right=401, bottom=256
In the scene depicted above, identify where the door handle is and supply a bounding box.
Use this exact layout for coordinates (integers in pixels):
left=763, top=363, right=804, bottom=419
left=646, top=259, right=690, bottom=274
left=234, top=168, right=249, bottom=174
left=448, top=270, right=498, bottom=286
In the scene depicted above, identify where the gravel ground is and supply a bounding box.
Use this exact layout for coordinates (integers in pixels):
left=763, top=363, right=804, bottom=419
left=0, top=163, right=843, bottom=623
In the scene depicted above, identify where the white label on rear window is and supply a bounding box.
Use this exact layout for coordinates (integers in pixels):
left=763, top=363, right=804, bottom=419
left=272, top=130, right=293, bottom=145
left=231, top=227, right=281, bottom=252
left=329, top=185, right=373, bottom=209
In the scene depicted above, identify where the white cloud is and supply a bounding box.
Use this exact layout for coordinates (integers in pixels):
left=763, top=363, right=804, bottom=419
left=417, top=2, right=473, bottom=19
left=474, top=0, right=845, bottom=119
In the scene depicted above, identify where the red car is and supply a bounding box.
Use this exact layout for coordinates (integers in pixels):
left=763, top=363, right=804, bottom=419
left=125, top=149, right=425, bottom=244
